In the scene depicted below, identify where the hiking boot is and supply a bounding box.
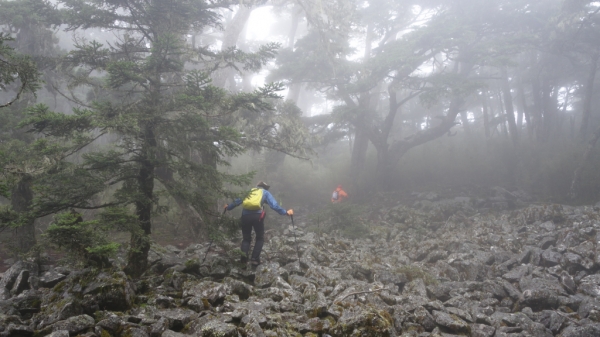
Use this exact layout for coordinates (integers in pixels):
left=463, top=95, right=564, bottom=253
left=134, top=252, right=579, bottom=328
left=250, top=259, right=260, bottom=266
left=240, top=255, right=248, bottom=264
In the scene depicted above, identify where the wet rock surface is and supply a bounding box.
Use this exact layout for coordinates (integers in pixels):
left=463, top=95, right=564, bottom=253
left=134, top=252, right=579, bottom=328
left=3, top=193, right=600, bottom=336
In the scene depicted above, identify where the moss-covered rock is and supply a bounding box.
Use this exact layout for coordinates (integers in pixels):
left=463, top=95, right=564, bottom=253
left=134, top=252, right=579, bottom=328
left=200, top=320, right=237, bottom=337
left=333, top=305, right=394, bottom=337
left=49, top=314, right=95, bottom=335
left=82, top=271, right=134, bottom=311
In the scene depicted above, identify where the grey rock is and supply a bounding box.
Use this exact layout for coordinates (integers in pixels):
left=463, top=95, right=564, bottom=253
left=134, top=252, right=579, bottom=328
left=432, top=310, right=470, bottom=333
left=150, top=317, right=169, bottom=337
left=160, top=330, right=186, bottom=337
left=537, top=310, right=566, bottom=334
left=96, top=316, right=123, bottom=333
left=39, top=270, right=67, bottom=288
left=520, top=288, right=559, bottom=311
left=243, top=321, right=266, bottom=337
left=0, top=261, right=38, bottom=300
left=51, top=314, right=95, bottom=334
left=538, top=237, right=556, bottom=250
left=539, top=221, right=556, bottom=232
left=82, top=271, right=133, bottom=311
left=403, top=278, right=428, bottom=297
left=560, top=272, right=576, bottom=294
left=482, top=280, right=507, bottom=300
left=561, top=252, right=591, bottom=273
left=121, top=326, right=149, bottom=337
left=503, top=265, right=530, bottom=282
left=578, top=274, right=600, bottom=298
left=240, top=311, right=267, bottom=327
left=182, top=280, right=229, bottom=306
left=10, top=290, right=41, bottom=315
left=377, top=270, right=409, bottom=288
left=304, top=265, right=341, bottom=287
left=153, top=295, right=175, bottom=309
left=578, top=297, right=600, bottom=319
left=470, top=323, right=495, bottom=337
left=5, top=324, right=34, bottom=337
left=334, top=305, right=394, bottom=336
left=46, top=330, right=70, bottom=337
left=445, top=306, right=473, bottom=323
left=414, top=306, right=436, bottom=331
left=154, top=308, right=198, bottom=331
left=254, top=262, right=281, bottom=288
left=558, top=324, right=600, bottom=337
left=540, top=250, right=562, bottom=267
left=502, top=280, right=521, bottom=300
left=10, top=270, right=30, bottom=296
left=199, top=321, right=237, bottom=337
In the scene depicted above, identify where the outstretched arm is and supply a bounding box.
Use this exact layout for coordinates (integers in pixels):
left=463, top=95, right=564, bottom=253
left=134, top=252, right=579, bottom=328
left=263, top=190, right=288, bottom=215
left=226, top=198, right=243, bottom=211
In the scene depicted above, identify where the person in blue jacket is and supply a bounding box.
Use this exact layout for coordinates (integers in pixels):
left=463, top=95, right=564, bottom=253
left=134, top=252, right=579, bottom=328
left=224, top=181, right=293, bottom=266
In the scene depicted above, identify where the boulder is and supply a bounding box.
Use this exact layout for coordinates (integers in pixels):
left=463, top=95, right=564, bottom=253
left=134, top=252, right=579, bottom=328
left=82, top=271, right=134, bottom=311
left=432, top=310, right=470, bottom=333
left=182, top=280, right=229, bottom=306
left=199, top=321, right=237, bottom=337
left=333, top=305, right=394, bottom=336
left=254, top=262, right=281, bottom=288
left=39, top=271, right=67, bottom=289
left=50, top=314, right=95, bottom=334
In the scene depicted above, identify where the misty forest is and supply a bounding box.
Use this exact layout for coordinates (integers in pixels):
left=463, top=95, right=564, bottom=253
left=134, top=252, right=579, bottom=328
left=3, top=0, right=600, bottom=336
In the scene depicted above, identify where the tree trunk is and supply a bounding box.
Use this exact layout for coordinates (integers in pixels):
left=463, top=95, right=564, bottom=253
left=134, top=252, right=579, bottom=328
left=375, top=146, right=392, bottom=190
left=288, top=6, right=301, bottom=49
left=460, top=111, right=471, bottom=135
left=212, top=5, right=254, bottom=88
left=501, top=67, right=519, bottom=145
left=349, top=24, right=376, bottom=187
left=481, top=92, right=491, bottom=138
left=12, top=175, right=36, bottom=254
left=569, top=124, right=600, bottom=199
left=517, top=80, right=533, bottom=140
left=285, top=6, right=303, bottom=104
left=579, top=53, right=599, bottom=141
left=155, top=164, right=206, bottom=238
left=531, top=67, right=544, bottom=141
left=541, top=79, right=556, bottom=142
left=124, top=126, right=156, bottom=278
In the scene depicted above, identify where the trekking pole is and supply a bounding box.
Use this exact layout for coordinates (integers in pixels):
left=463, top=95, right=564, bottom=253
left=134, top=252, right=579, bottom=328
left=290, top=214, right=301, bottom=265
left=202, top=207, right=227, bottom=265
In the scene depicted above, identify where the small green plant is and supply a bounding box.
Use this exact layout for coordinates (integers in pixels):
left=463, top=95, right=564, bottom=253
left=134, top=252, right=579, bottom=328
left=44, top=211, right=119, bottom=267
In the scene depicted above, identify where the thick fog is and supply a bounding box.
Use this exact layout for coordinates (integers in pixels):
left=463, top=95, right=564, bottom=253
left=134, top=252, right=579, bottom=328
left=2, top=1, right=600, bottom=335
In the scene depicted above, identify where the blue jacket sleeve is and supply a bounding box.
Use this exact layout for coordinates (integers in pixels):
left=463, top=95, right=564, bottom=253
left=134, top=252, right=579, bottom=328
left=226, top=198, right=242, bottom=211
left=262, top=190, right=288, bottom=215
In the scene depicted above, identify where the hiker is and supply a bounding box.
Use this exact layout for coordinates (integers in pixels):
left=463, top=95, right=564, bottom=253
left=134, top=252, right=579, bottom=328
left=331, top=184, right=348, bottom=203
left=224, top=181, right=293, bottom=266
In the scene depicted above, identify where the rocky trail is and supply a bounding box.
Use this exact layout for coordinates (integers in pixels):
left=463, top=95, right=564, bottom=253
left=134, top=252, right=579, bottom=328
left=2, top=191, right=600, bottom=336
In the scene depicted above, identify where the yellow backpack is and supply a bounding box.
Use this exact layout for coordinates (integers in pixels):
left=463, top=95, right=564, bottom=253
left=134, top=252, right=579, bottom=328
left=242, top=188, right=263, bottom=210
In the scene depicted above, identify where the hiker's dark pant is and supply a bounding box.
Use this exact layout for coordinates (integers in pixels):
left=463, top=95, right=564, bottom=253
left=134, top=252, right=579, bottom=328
left=241, top=213, right=264, bottom=262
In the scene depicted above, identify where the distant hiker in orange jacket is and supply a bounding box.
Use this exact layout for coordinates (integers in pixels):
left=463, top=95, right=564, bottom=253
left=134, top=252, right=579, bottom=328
left=331, top=185, right=348, bottom=203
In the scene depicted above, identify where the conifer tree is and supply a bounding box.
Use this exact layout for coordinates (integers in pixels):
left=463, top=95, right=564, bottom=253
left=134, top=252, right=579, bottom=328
left=21, top=0, right=307, bottom=277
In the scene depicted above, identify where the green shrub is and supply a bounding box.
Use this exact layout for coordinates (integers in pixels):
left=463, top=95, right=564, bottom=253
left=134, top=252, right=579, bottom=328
left=44, top=211, right=118, bottom=267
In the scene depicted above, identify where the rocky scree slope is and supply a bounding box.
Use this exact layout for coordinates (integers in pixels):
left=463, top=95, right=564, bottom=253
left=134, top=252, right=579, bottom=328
left=2, top=195, right=600, bottom=336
